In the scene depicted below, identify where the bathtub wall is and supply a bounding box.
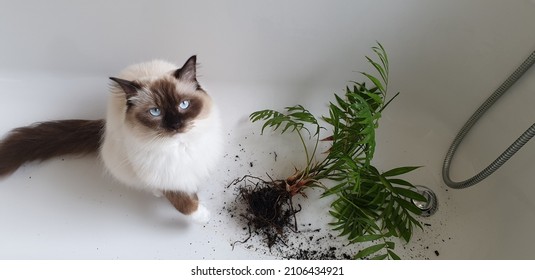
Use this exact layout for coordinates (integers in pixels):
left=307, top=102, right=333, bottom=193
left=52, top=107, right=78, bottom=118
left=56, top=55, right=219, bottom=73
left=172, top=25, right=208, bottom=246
left=1, top=1, right=534, bottom=127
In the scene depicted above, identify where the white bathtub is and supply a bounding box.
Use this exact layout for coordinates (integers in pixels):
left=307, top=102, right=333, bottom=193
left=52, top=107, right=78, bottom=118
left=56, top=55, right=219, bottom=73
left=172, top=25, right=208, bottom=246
left=1, top=0, right=535, bottom=260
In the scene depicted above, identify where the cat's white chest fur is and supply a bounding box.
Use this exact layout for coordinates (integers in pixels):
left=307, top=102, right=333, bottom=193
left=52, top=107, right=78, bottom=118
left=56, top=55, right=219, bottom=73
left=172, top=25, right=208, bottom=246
left=101, top=112, right=222, bottom=194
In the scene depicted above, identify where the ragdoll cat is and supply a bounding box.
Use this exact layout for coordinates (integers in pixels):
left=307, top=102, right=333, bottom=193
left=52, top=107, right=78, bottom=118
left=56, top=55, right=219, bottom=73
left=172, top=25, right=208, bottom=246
left=0, top=55, right=222, bottom=224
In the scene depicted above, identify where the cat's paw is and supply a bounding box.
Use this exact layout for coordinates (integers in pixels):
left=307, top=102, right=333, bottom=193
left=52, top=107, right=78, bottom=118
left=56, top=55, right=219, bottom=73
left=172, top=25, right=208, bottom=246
left=189, top=204, right=211, bottom=224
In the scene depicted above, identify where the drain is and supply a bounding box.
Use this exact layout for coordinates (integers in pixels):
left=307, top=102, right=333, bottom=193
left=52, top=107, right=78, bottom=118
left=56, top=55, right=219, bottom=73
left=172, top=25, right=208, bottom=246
left=412, top=185, right=438, bottom=217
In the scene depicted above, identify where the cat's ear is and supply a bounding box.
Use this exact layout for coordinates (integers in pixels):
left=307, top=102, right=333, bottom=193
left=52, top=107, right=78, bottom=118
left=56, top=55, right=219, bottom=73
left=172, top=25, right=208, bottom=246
left=109, top=77, right=141, bottom=98
left=173, top=55, right=198, bottom=83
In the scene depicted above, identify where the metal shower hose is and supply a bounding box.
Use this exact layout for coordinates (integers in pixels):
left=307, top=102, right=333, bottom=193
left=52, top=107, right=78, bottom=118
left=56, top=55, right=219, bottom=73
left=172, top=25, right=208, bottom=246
left=442, top=50, right=535, bottom=189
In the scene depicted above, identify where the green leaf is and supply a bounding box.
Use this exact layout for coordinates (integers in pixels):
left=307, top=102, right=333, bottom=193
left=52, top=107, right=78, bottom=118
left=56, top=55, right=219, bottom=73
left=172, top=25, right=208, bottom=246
left=385, top=241, right=395, bottom=249
left=360, top=72, right=385, bottom=94
left=382, top=166, right=421, bottom=177
left=355, top=217, right=381, bottom=231
left=400, top=225, right=412, bottom=243
left=381, top=197, right=395, bottom=219
left=395, top=197, right=423, bottom=215
left=260, top=120, right=273, bottom=134
left=393, top=187, right=427, bottom=202
left=366, top=56, right=387, bottom=83
left=370, top=254, right=388, bottom=260
left=387, top=250, right=401, bottom=260
left=322, top=181, right=349, bottom=197
left=364, top=90, right=383, bottom=105
left=372, top=42, right=389, bottom=75
left=354, top=243, right=387, bottom=259
left=363, top=182, right=382, bottom=198
left=377, top=173, right=394, bottom=192
left=388, top=178, right=414, bottom=187
left=407, top=213, right=423, bottom=230
left=351, top=234, right=383, bottom=243
left=367, top=191, right=388, bottom=207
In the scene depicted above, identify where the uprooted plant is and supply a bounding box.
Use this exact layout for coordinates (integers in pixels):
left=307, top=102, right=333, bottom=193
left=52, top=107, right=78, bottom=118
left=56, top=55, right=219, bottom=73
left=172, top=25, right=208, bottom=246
left=230, top=43, right=426, bottom=259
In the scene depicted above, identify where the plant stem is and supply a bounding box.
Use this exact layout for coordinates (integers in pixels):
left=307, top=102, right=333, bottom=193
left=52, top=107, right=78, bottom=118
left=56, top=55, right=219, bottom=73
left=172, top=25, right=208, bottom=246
left=306, top=129, right=321, bottom=171
left=296, top=129, right=311, bottom=177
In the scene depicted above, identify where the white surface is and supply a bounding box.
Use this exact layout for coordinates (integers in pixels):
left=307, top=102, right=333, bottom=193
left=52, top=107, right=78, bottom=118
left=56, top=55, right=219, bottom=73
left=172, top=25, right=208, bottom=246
left=1, top=0, right=535, bottom=259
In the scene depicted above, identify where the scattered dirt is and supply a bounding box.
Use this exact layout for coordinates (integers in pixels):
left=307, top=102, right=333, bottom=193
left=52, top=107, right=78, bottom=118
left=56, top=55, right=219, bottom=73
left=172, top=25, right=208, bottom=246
left=226, top=175, right=355, bottom=260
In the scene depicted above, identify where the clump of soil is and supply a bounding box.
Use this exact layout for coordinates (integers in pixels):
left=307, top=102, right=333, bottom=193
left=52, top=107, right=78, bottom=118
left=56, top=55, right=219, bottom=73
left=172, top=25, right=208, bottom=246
left=229, top=175, right=301, bottom=249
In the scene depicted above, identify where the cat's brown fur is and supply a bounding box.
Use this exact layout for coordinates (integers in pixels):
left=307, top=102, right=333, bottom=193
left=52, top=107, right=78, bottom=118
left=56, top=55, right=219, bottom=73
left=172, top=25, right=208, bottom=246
left=164, top=191, right=200, bottom=215
left=0, top=120, right=104, bottom=176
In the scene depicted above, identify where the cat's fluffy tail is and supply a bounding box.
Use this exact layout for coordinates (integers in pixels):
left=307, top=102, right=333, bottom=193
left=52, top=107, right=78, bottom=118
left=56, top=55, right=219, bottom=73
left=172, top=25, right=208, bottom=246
left=0, top=120, right=104, bottom=176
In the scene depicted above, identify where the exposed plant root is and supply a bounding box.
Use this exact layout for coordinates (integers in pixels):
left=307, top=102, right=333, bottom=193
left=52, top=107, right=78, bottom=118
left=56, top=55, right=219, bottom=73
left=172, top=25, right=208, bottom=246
left=231, top=222, right=252, bottom=250
left=228, top=175, right=301, bottom=249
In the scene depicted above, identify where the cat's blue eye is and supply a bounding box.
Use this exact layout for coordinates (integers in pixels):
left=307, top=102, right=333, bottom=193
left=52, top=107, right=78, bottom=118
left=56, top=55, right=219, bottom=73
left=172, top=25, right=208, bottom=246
left=179, top=100, right=190, bottom=110
left=149, top=108, right=161, bottom=117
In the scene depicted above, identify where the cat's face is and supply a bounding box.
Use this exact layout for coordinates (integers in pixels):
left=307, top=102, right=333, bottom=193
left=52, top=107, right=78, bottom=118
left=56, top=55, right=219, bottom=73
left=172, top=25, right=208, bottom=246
left=110, top=56, right=212, bottom=137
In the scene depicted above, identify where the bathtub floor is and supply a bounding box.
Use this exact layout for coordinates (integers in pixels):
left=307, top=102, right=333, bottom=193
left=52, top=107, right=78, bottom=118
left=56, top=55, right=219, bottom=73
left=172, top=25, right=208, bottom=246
left=0, top=74, right=520, bottom=260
